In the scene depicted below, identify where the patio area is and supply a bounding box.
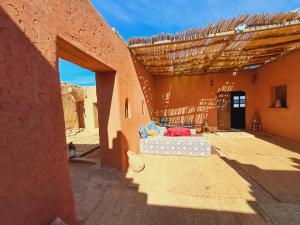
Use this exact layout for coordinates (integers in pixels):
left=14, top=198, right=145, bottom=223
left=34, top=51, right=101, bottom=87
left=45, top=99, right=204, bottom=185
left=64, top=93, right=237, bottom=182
left=66, top=128, right=100, bottom=157
left=3, top=1, right=300, bottom=224
left=70, top=132, right=300, bottom=225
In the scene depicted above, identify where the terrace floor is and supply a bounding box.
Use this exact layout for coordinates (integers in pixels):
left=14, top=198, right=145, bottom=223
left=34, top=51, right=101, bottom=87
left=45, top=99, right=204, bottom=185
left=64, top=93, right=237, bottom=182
left=69, top=132, right=300, bottom=225
left=66, top=128, right=99, bottom=157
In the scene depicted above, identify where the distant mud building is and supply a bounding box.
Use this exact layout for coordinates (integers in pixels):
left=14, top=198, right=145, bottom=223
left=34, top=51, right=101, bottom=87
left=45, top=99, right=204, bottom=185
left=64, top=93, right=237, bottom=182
left=61, top=83, right=98, bottom=130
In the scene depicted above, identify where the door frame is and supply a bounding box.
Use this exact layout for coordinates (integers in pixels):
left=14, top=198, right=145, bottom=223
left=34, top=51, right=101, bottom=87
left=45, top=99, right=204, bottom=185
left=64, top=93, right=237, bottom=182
left=217, top=92, right=231, bottom=130
left=230, top=91, right=246, bottom=129
left=217, top=90, right=246, bottom=130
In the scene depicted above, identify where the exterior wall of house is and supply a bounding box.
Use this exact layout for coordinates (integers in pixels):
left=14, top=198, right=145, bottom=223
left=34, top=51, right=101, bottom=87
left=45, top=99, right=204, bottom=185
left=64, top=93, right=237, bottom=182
left=153, top=50, right=300, bottom=142
left=61, top=83, right=85, bottom=130
left=153, top=71, right=256, bottom=131
left=61, top=85, right=99, bottom=130
left=83, top=86, right=98, bottom=129
left=255, top=50, right=300, bottom=142
left=62, top=93, right=79, bottom=129
left=2, top=1, right=299, bottom=224
left=0, top=1, right=154, bottom=225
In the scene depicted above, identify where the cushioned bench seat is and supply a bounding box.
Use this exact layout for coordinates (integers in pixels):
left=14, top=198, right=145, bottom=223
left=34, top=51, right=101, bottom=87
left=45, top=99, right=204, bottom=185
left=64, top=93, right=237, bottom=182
left=139, top=136, right=211, bottom=157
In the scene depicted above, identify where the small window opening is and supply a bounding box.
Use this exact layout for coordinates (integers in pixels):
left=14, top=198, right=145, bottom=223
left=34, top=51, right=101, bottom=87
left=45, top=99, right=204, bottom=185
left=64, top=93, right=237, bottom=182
left=271, top=85, right=287, bottom=108
left=233, top=95, right=246, bottom=108
left=125, top=98, right=132, bottom=118
left=142, top=100, right=145, bottom=115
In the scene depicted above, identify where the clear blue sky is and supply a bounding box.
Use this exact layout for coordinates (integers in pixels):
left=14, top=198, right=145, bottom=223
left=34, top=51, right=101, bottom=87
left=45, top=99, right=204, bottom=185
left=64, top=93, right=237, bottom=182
left=59, top=59, right=96, bottom=86
left=59, top=0, right=300, bottom=86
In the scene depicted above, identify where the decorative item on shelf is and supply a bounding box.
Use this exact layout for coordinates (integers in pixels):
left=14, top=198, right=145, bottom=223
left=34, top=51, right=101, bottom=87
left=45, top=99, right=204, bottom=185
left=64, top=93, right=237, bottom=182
left=275, top=99, right=282, bottom=108
left=251, top=112, right=262, bottom=132
left=127, top=150, right=145, bottom=172
left=68, top=142, right=76, bottom=159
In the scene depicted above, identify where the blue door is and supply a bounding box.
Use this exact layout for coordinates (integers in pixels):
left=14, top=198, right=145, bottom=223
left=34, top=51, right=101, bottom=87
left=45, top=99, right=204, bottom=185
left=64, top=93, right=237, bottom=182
left=231, top=91, right=246, bottom=129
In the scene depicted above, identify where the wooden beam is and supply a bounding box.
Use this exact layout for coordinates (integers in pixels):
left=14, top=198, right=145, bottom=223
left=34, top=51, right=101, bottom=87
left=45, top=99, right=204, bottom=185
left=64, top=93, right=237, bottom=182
left=143, top=54, right=280, bottom=71
left=135, top=40, right=300, bottom=71
left=132, top=30, right=300, bottom=57
left=135, top=39, right=300, bottom=63
left=146, top=59, right=267, bottom=75
left=137, top=49, right=285, bottom=64
left=141, top=52, right=282, bottom=68
left=129, top=19, right=300, bottom=49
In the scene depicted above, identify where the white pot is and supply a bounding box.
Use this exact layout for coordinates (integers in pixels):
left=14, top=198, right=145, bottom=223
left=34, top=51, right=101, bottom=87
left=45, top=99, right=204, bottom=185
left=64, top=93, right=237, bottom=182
left=127, top=151, right=145, bottom=172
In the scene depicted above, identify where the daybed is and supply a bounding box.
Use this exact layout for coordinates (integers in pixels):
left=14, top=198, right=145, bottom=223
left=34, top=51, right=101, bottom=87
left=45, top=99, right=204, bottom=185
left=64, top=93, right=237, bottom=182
left=139, top=121, right=211, bottom=157
left=140, top=135, right=211, bottom=157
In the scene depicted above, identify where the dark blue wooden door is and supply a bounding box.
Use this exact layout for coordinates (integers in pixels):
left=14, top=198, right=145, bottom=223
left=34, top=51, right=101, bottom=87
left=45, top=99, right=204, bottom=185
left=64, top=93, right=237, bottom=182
left=231, top=91, right=246, bottom=129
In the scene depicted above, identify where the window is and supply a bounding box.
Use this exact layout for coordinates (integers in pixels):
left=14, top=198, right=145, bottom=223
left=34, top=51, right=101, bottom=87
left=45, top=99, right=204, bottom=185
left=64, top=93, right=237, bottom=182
left=233, top=95, right=246, bottom=108
left=240, top=96, right=246, bottom=107
left=141, top=100, right=145, bottom=115
left=125, top=98, right=132, bottom=118
left=271, top=85, right=287, bottom=108
left=233, top=96, right=239, bottom=108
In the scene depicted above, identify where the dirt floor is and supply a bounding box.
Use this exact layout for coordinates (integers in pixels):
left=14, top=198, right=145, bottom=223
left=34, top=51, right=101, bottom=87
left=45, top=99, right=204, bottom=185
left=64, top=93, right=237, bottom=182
left=83, top=148, right=101, bottom=160
left=69, top=132, right=300, bottom=225
left=66, top=128, right=99, bottom=157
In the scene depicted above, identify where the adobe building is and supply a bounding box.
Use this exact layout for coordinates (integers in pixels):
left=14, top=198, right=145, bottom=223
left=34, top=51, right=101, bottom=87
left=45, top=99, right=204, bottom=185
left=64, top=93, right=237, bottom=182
left=1, top=0, right=300, bottom=225
left=83, top=86, right=99, bottom=129
left=61, top=83, right=98, bottom=130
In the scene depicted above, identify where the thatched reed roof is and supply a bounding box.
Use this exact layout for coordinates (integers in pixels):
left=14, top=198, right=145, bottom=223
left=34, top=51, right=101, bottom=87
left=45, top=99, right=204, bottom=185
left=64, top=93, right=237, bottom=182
left=128, top=11, right=300, bottom=76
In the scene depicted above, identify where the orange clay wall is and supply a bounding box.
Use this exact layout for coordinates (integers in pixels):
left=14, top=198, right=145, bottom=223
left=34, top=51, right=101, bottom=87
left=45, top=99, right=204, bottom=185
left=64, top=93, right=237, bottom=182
left=255, top=50, right=300, bottom=142
left=0, top=1, right=154, bottom=224
left=153, top=51, right=300, bottom=142
left=153, top=70, right=256, bottom=130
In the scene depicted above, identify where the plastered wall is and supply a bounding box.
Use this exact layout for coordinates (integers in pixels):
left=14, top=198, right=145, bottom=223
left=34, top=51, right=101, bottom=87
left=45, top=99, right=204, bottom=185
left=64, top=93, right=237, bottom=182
left=83, top=86, right=98, bottom=129
left=0, top=0, right=154, bottom=224
left=255, top=50, right=300, bottom=141
left=61, top=83, right=85, bottom=130
left=153, top=71, right=256, bottom=130
left=2, top=0, right=299, bottom=224
left=153, top=53, right=300, bottom=142
left=62, top=93, right=79, bottom=129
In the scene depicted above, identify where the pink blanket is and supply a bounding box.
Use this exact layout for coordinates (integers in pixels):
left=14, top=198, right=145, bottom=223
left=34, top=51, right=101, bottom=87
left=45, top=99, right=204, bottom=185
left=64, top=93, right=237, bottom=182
left=166, top=127, right=191, bottom=136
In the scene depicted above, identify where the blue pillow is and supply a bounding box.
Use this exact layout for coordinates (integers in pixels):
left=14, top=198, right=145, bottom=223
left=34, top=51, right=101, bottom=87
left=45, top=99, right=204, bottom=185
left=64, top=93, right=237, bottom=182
left=139, top=127, right=148, bottom=139
left=147, top=121, right=160, bottom=133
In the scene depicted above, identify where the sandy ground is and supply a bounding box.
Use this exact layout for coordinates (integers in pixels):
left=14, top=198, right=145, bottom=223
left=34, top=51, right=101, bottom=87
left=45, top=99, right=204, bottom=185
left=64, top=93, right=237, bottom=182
left=69, top=132, right=300, bottom=225
left=66, top=128, right=99, bottom=157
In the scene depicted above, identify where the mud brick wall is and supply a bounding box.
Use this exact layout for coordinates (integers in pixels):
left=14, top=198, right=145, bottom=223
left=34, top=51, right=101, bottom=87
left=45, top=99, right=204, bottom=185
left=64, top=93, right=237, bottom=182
left=0, top=0, right=155, bottom=224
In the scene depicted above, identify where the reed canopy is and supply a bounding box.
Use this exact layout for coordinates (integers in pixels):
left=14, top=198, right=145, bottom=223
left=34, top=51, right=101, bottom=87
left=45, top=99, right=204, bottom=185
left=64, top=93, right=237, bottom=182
left=128, top=11, right=300, bottom=76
